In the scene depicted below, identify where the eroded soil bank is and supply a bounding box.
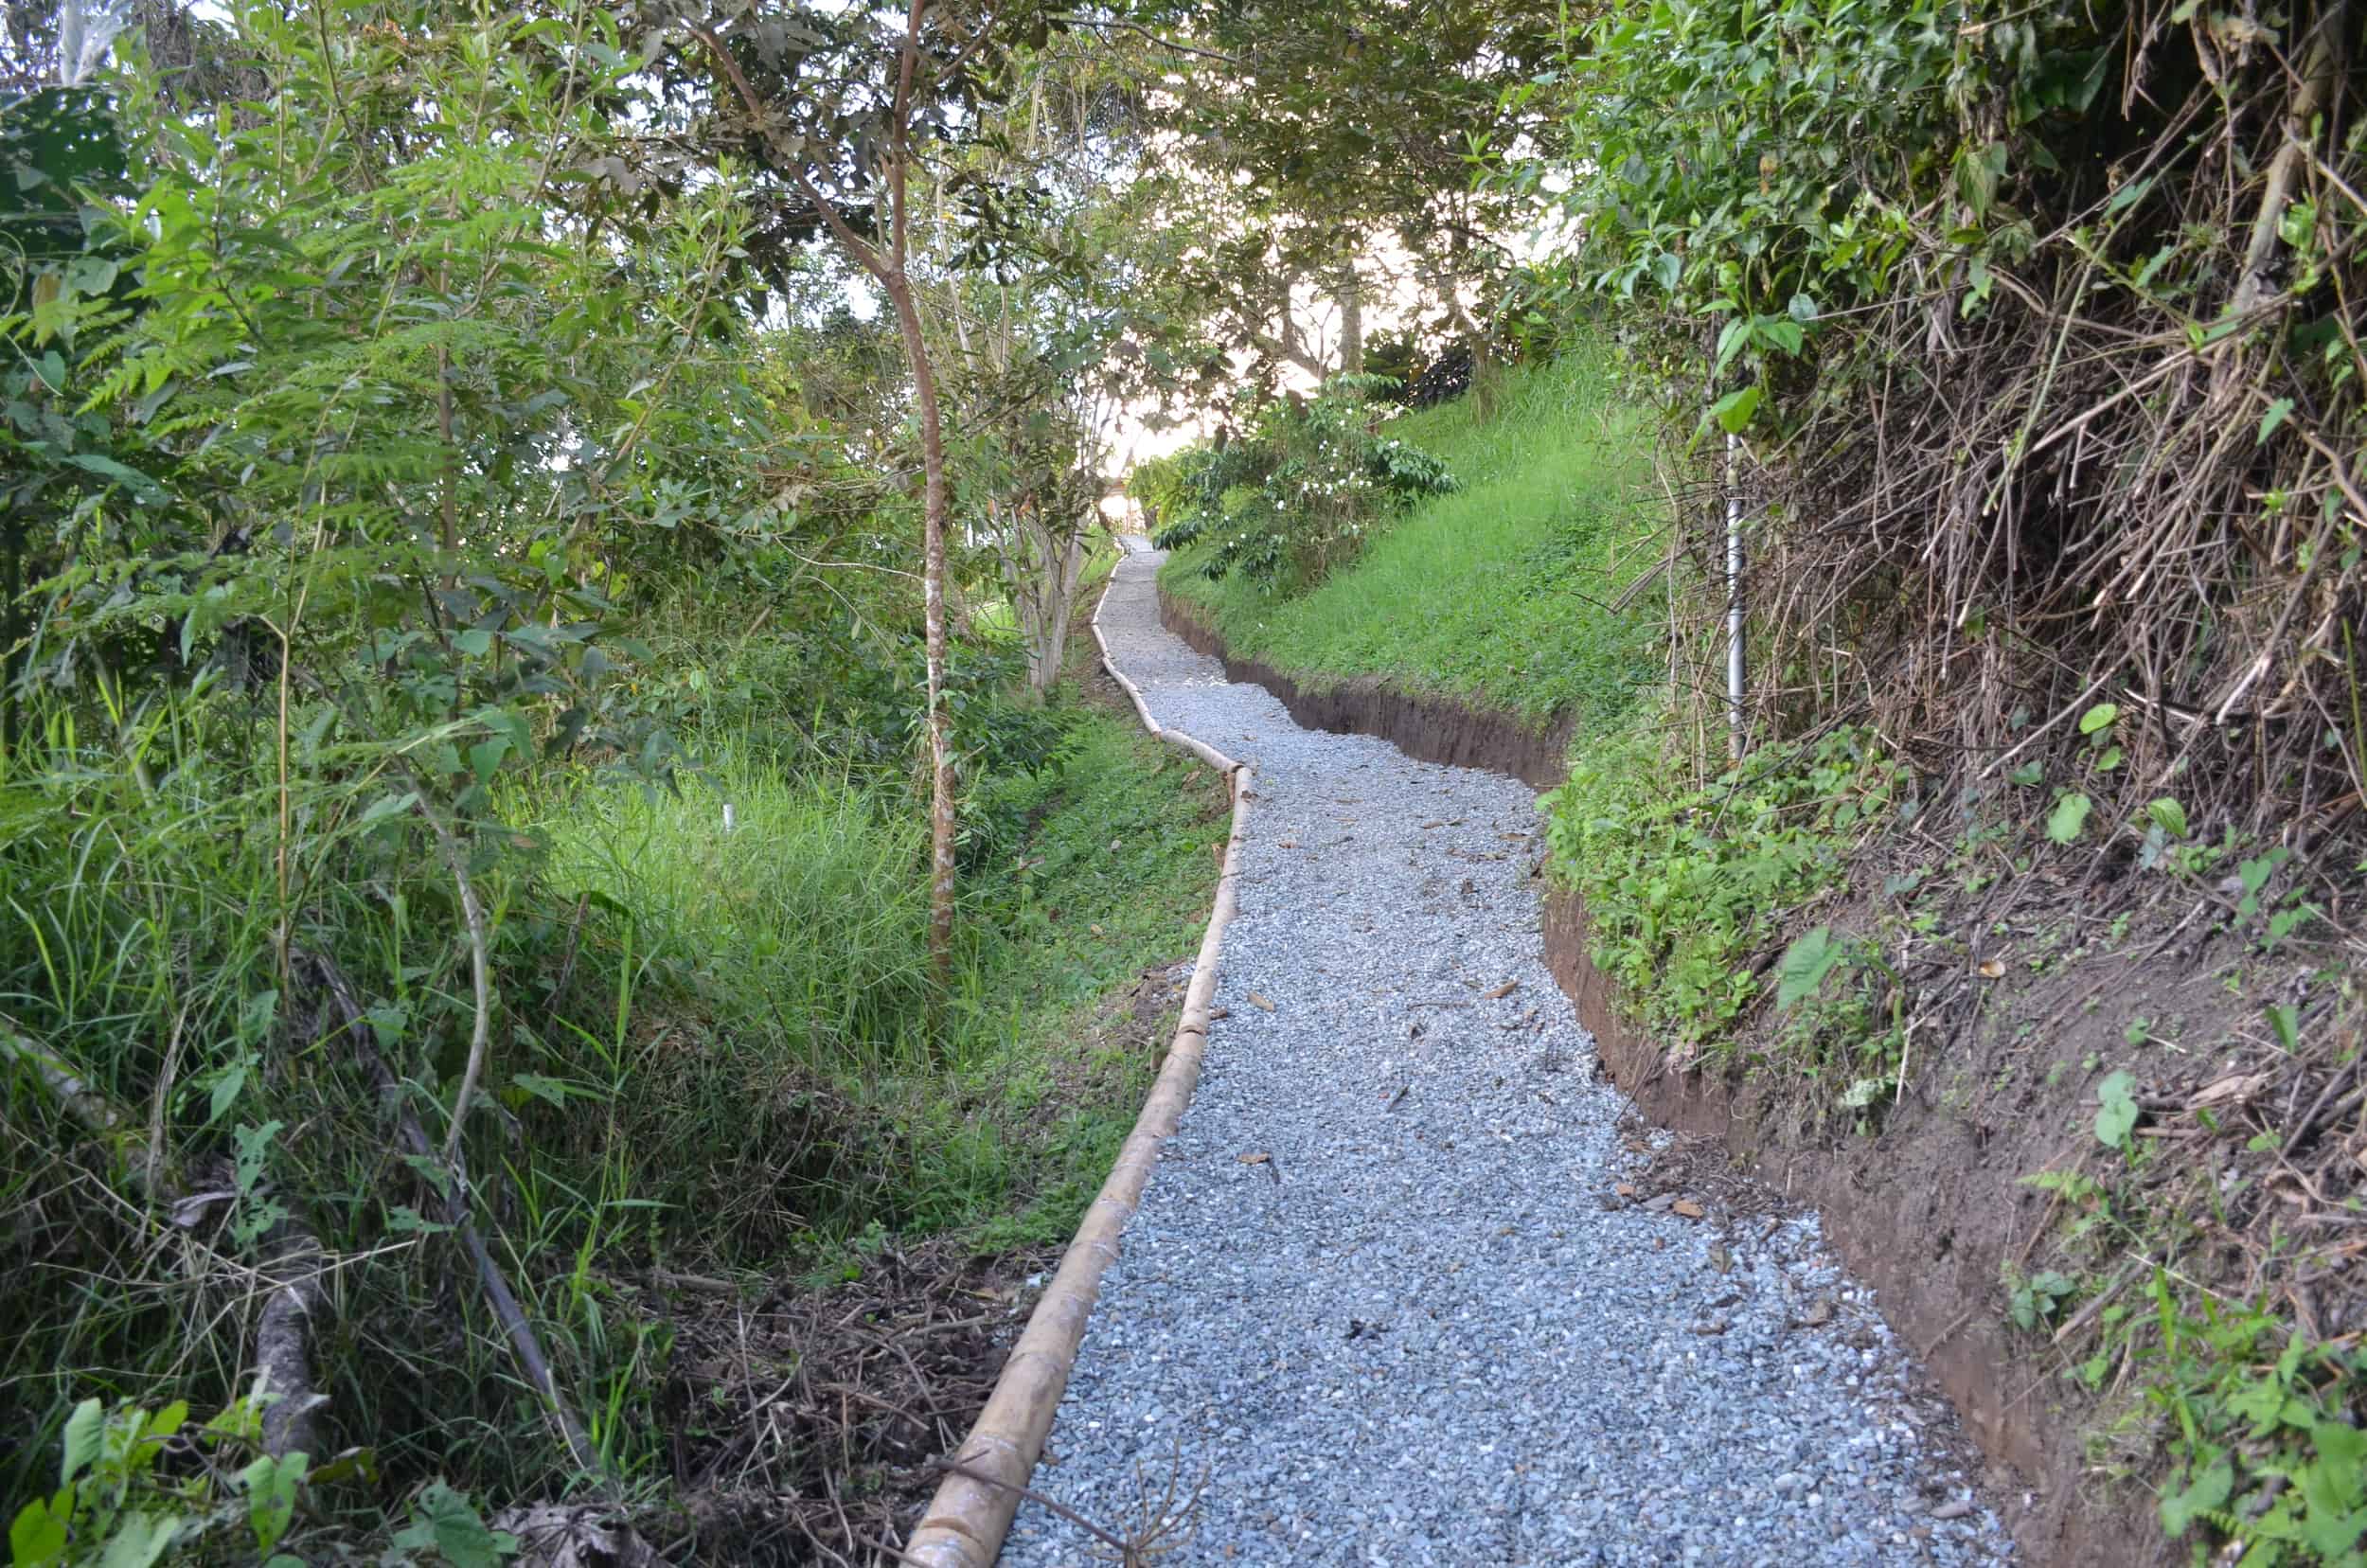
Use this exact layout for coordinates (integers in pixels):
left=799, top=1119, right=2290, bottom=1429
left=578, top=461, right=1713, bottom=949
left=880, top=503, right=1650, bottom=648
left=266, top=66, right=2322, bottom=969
left=1159, top=585, right=2141, bottom=1567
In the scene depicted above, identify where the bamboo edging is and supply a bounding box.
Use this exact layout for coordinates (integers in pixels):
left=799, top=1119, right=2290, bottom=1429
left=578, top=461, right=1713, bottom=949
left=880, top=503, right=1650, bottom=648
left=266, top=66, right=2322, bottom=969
left=902, top=554, right=1250, bottom=1568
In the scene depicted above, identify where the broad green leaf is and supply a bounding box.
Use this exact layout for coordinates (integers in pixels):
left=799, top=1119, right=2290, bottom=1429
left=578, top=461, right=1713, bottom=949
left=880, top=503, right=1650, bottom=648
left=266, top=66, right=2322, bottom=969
left=2077, top=703, right=2119, bottom=734
left=1710, top=383, right=1762, bottom=434
left=1774, top=926, right=1850, bottom=1010
left=10, top=1495, right=69, bottom=1567
left=2094, top=1069, right=2138, bottom=1149
left=240, top=1452, right=306, bottom=1553
left=2257, top=397, right=2295, bottom=444
left=63, top=452, right=166, bottom=502
left=2158, top=1452, right=2233, bottom=1536
left=97, top=1512, right=178, bottom=1568
left=61, top=1398, right=103, bottom=1486
left=2145, top=798, right=2188, bottom=837
left=2047, top=793, right=2092, bottom=843
left=361, top=791, right=421, bottom=827
left=411, top=1480, right=516, bottom=1568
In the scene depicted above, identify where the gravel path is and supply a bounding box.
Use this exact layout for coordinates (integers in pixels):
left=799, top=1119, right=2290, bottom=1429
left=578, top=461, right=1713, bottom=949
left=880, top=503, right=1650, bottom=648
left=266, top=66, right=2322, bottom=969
left=1004, top=546, right=2014, bottom=1566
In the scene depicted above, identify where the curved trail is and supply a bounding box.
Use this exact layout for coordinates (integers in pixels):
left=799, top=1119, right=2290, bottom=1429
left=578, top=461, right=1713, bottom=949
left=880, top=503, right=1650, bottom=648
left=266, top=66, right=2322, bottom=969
left=1005, top=547, right=2013, bottom=1566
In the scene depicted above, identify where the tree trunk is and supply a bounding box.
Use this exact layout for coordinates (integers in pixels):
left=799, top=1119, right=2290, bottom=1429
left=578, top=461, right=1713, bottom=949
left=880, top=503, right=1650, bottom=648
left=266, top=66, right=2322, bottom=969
left=883, top=271, right=958, bottom=988
left=693, top=2, right=963, bottom=995
left=1336, top=261, right=1364, bottom=379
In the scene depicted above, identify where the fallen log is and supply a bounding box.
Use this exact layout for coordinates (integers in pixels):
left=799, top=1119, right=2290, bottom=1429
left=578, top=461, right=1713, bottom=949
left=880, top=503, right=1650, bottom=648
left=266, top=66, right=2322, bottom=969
left=294, top=949, right=608, bottom=1483
left=2, top=1018, right=327, bottom=1459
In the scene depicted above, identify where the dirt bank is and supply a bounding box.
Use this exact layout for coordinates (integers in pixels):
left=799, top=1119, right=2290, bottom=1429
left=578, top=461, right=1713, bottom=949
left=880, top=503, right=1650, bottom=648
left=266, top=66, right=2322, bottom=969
left=1159, top=583, right=2148, bottom=1567
left=1158, top=593, right=1573, bottom=789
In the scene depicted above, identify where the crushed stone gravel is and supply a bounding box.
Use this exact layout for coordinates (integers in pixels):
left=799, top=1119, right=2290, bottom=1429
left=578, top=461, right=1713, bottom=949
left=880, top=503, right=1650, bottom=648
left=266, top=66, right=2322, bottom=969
left=1002, top=545, right=2015, bottom=1566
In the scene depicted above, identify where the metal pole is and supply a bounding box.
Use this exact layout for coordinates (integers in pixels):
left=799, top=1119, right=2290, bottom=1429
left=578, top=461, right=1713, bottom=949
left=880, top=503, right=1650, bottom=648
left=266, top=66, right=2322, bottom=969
left=1725, top=429, right=1746, bottom=760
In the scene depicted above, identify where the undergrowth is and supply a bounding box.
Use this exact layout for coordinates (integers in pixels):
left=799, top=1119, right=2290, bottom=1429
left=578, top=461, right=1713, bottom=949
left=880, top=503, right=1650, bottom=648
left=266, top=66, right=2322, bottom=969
left=1, top=676, right=1223, bottom=1553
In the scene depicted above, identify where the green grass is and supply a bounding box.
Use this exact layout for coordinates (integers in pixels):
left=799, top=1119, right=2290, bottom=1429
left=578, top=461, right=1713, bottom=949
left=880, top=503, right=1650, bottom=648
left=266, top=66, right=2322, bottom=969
left=0, top=667, right=1226, bottom=1513
left=1160, top=348, right=1663, bottom=730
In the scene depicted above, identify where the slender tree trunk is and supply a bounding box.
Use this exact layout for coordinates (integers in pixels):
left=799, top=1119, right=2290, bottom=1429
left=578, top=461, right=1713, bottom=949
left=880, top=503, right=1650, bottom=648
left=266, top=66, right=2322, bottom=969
left=1337, top=260, right=1364, bottom=379
left=881, top=272, right=957, bottom=989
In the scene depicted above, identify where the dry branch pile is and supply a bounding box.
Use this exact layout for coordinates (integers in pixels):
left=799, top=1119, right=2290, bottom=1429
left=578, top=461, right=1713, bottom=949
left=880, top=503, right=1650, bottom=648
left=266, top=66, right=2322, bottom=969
left=1655, top=0, right=2362, bottom=889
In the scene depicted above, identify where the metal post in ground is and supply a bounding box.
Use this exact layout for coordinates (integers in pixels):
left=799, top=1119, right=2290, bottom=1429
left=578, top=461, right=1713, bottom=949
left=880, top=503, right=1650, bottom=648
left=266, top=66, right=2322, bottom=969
left=1725, top=429, right=1747, bottom=761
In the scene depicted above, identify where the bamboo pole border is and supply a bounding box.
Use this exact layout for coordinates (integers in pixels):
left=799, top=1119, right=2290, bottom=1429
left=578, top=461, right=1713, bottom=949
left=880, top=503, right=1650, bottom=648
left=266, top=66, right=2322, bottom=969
left=902, top=549, right=1250, bottom=1568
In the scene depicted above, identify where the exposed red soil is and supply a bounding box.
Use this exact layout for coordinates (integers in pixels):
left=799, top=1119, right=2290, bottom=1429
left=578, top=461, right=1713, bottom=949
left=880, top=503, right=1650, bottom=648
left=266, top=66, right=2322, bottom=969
left=1158, top=579, right=2175, bottom=1566
left=1158, top=593, right=1574, bottom=788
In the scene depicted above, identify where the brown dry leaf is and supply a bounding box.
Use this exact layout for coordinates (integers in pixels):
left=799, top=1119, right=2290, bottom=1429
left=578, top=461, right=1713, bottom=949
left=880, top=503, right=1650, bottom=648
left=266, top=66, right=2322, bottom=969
left=1614, top=1182, right=1638, bottom=1199
left=1421, top=820, right=1445, bottom=829
left=2191, top=1072, right=2270, bottom=1108
left=1672, top=1199, right=1706, bottom=1220
left=1208, top=1006, right=1231, bottom=1020
left=1237, top=1151, right=1271, bottom=1165
left=1247, top=991, right=1276, bottom=1012
left=1089, top=923, right=1105, bottom=936
left=1483, top=981, right=1520, bottom=1001
left=1278, top=838, right=1299, bottom=848
left=1977, top=958, right=2005, bottom=979
left=1709, top=1242, right=1734, bottom=1274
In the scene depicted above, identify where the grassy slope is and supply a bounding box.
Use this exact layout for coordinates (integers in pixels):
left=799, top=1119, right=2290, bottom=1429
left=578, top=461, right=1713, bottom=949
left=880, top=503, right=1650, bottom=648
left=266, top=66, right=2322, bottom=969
left=1160, top=350, right=1659, bottom=730
left=522, top=597, right=1225, bottom=1269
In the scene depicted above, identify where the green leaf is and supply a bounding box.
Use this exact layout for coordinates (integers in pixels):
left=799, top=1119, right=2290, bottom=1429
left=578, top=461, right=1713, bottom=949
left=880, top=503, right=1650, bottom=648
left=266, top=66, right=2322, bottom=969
left=1787, top=293, right=1818, bottom=323
left=2309, top=1419, right=2367, bottom=1501
left=240, top=1452, right=306, bottom=1553
left=9, top=1495, right=70, bottom=1567
left=2266, top=1004, right=2300, bottom=1053
left=1710, top=383, right=1762, bottom=435
left=2078, top=702, right=2120, bottom=735
left=474, top=704, right=533, bottom=761
left=2158, top=1452, right=2233, bottom=1537
left=509, top=1073, right=601, bottom=1107
left=454, top=628, right=494, bottom=657
left=2047, top=793, right=2093, bottom=844
left=63, top=452, right=166, bottom=502
left=2095, top=1069, right=2139, bottom=1150
left=386, top=1204, right=454, bottom=1236
left=361, top=791, right=420, bottom=827
left=2145, top=798, right=2188, bottom=838
left=2010, top=762, right=2043, bottom=786
left=1774, top=926, right=1851, bottom=1010
left=97, top=1512, right=178, bottom=1568
left=2257, top=397, right=2295, bottom=444
left=61, top=1399, right=103, bottom=1487
left=407, top=1481, right=516, bottom=1568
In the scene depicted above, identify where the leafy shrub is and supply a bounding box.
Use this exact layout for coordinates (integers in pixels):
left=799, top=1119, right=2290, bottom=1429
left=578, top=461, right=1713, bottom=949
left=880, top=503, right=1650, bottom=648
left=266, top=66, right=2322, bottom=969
left=1140, top=376, right=1455, bottom=583
left=1541, top=717, right=1907, bottom=1049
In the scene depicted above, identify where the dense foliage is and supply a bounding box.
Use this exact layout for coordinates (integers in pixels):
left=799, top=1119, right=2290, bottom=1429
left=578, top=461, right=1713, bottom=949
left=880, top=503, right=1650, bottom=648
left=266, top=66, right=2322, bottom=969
left=0, top=3, right=1192, bottom=1558
left=1138, top=378, right=1455, bottom=582
left=1522, top=0, right=2365, bottom=866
